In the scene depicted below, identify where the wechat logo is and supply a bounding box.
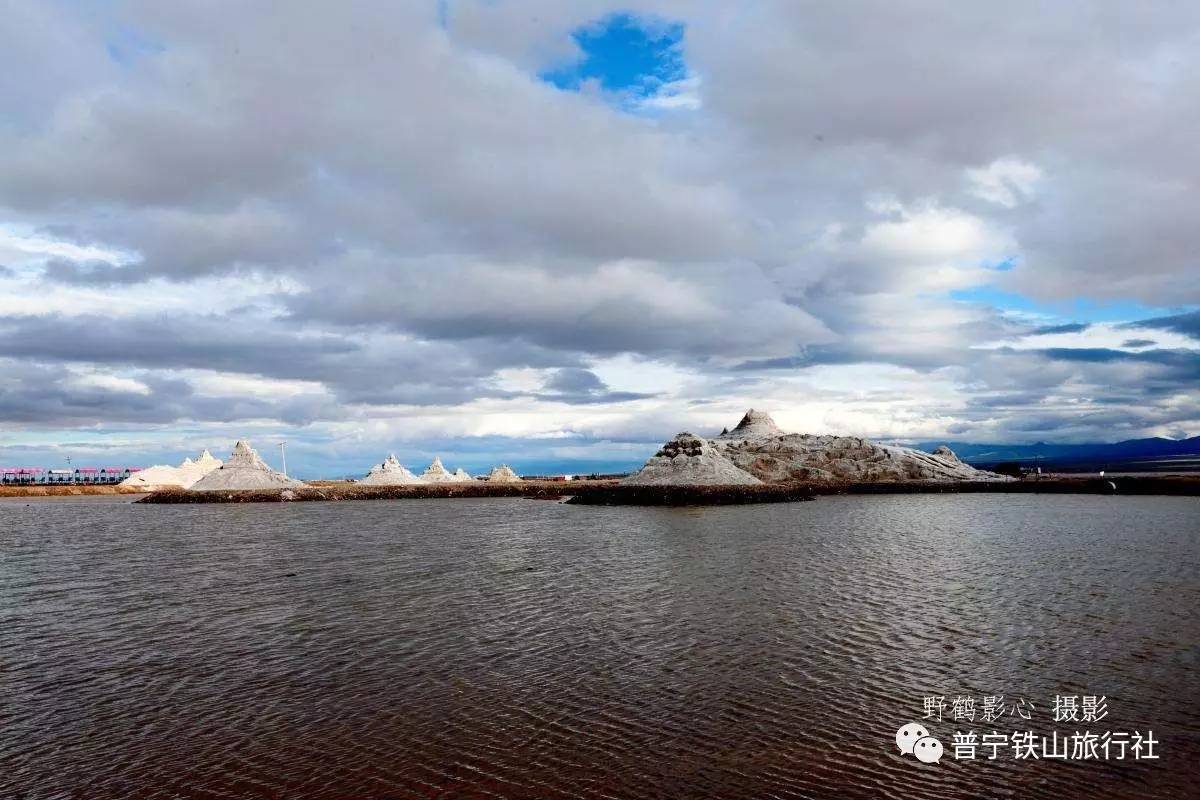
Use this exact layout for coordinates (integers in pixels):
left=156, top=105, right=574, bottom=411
left=896, top=722, right=943, bottom=764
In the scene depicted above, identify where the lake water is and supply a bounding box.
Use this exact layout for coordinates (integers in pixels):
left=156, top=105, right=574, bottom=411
left=2, top=494, right=1198, bottom=798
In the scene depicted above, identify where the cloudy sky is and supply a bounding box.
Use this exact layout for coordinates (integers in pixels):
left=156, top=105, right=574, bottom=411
left=2, top=1, right=1198, bottom=477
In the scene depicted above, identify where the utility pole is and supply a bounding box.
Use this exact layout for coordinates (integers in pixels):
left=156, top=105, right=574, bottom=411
left=279, top=441, right=288, bottom=477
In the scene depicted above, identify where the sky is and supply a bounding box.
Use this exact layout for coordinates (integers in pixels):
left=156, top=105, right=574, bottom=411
left=1, top=1, right=1198, bottom=477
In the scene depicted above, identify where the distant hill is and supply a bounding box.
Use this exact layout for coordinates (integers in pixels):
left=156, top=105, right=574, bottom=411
left=914, top=436, right=1200, bottom=472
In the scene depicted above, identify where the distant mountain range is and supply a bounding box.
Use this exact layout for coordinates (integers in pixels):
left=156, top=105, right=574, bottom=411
left=913, top=436, right=1200, bottom=471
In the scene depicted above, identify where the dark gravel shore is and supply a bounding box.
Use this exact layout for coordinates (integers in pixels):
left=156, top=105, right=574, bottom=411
left=135, top=480, right=816, bottom=506
left=131, top=475, right=1200, bottom=505
left=137, top=480, right=600, bottom=504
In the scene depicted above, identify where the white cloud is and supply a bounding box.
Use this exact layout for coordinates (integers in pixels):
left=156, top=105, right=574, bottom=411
left=860, top=203, right=1010, bottom=267
left=639, top=75, right=702, bottom=110
left=67, top=371, right=152, bottom=396
left=0, top=225, right=132, bottom=268
left=966, top=157, right=1043, bottom=207
left=815, top=200, right=1015, bottom=293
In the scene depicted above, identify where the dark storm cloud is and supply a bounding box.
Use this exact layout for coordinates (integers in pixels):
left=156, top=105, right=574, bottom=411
left=284, top=257, right=831, bottom=361
left=0, top=361, right=175, bottom=425
left=0, top=359, right=342, bottom=427
left=964, top=391, right=1051, bottom=410
left=41, top=258, right=142, bottom=285
left=537, top=368, right=654, bottom=405
left=1032, top=322, right=1090, bottom=335
left=545, top=368, right=606, bottom=394
left=0, top=313, right=357, bottom=375
left=1034, top=347, right=1200, bottom=375
left=1125, top=310, right=1200, bottom=339
left=0, top=311, right=607, bottom=420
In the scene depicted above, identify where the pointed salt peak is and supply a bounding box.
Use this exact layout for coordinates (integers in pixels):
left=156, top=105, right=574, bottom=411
left=220, top=439, right=276, bottom=472
left=421, top=456, right=451, bottom=478
left=487, top=464, right=522, bottom=481
left=197, top=449, right=217, bottom=462
left=730, top=408, right=783, bottom=436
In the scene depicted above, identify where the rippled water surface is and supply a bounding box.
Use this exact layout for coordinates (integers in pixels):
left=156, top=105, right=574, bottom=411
left=2, top=494, right=1198, bottom=799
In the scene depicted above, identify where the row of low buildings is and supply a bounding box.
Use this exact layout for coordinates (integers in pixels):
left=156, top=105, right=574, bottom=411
left=1, top=466, right=144, bottom=485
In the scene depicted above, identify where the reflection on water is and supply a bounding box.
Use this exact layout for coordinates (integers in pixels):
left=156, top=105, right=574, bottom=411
left=2, top=495, right=1198, bottom=798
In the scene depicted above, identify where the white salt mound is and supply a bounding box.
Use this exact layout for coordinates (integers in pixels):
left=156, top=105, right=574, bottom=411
left=178, top=450, right=222, bottom=485
left=120, top=464, right=186, bottom=490
left=622, top=433, right=763, bottom=486
left=420, top=456, right=453, bottom=482
left=358, top=454, right=423, bottom=486
left=625, top=410, right=1011, bottom=486
left=485, top=464, right=522, bottom=482
left=420, top=457, right=471, bottom=482
left=189, top=440, right=307, bottom=491
left=120, top=449, right=223, bottom=489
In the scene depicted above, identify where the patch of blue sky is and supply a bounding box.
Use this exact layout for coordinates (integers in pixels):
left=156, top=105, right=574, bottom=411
left=951, top=285, right=1195, bottom=324
left=540, top=13, right=689, bottom=108
left=105, top=25, right=164, bottom=66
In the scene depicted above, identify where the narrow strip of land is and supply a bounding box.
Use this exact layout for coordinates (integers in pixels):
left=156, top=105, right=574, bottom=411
left=123, top=475, right=1200, bottom=504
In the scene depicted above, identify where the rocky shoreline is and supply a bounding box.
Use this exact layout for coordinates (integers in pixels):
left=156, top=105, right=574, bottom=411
left=564, top=483, right=816, bottom=506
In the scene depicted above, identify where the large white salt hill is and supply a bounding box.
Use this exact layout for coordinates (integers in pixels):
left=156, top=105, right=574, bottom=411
left=189, top=441, right=308, bottom=491
left=626, top=410, right=1011, bottom=485
left=358, top=454, right=423, bottom=486
left=622, top=433, right=763, bottom=486
left=119, top=449, right=223, bottom=490
left=485, top=464, right=522, bottom=482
